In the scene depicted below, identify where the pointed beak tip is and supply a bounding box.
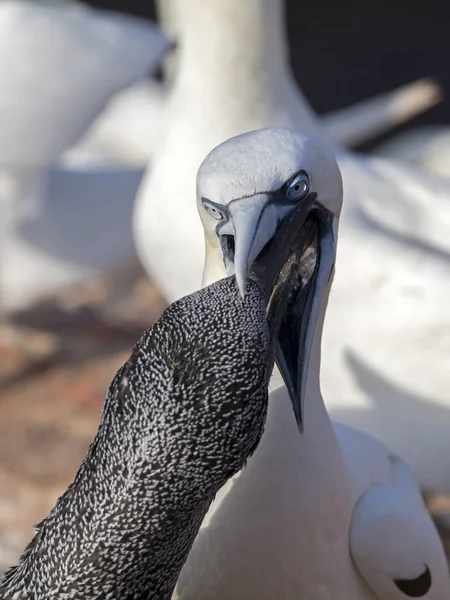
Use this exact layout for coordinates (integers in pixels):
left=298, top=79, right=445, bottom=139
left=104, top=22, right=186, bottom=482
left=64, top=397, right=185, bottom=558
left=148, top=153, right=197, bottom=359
left=294, top=409, right=304, bottom=433
left=237, top=279, right=247, bottom=299
left=289, top=389, right=305, bottom=433
left=235, top=270, right=248, bottom=300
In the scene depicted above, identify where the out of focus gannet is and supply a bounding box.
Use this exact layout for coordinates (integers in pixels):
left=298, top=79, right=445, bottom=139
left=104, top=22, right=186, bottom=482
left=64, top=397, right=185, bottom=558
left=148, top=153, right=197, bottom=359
left=0, top=0, right=168, bottom=167
left=156, top=0, right=441, bottom=151
left=0, top=271, right=281, bottom=599
left=0, top=0, right=169, bottom=311
left=133, top=0, right=450, bottom=492
left=174, top=128, right=450, bottom=600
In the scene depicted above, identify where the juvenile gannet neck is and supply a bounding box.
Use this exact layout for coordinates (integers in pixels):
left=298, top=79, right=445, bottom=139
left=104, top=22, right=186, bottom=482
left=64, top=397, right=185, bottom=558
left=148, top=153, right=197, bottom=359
left=0, top=276, right=275, bottom=600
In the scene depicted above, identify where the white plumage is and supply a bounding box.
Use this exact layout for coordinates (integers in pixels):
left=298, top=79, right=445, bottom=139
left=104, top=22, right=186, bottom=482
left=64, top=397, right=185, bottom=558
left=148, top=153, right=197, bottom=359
left=0, top=0, right=169, bottom=311
left=133, top=0, right=450, bottom=492
left=173, top=128, right=450, bottom=599
left=0, top=0, right=168, bottom=165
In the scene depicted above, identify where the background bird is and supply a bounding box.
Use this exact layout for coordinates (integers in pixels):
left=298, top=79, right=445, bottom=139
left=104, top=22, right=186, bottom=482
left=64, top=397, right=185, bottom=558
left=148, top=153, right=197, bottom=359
left=0, top=0, right=169, bottom=312
left=132, top=0, right=450, bottom=493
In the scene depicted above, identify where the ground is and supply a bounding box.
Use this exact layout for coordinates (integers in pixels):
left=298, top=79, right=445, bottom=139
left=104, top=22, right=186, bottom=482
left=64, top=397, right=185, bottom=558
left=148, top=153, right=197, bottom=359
left=0, top=263, right=449, bottom=571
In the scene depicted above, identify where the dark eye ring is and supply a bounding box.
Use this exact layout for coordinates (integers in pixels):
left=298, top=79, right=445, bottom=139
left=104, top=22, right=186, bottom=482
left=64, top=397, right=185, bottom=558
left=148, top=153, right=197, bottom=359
left=287, top=172, right=310, bottom=201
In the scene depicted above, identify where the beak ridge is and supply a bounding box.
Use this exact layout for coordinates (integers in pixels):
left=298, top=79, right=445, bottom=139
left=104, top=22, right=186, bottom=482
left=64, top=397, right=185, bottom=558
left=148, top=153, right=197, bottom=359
left=227, top=194, right=279, bottom=298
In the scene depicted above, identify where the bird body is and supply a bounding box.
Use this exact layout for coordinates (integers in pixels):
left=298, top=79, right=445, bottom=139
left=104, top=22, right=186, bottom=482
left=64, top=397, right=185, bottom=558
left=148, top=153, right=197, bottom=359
left=174, top=128, right=450, bottom=599
left=0, top=0, right=169, bottom=312
left=0, top=0, right=168, bottom=167
left=176, top=378, right=449, bottom=599
left=133, top=0, right=450, bottom=492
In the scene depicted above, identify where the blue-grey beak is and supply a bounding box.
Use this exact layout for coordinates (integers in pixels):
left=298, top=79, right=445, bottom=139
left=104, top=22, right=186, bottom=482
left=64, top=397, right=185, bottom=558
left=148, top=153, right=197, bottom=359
left=219, top=194, right=291, bottom=297
left=224, top=194, right=335, bottom=431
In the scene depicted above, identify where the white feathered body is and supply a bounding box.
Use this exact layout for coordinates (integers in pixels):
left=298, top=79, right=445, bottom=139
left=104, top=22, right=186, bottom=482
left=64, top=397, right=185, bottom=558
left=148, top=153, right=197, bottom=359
left=174, top=374, right=449, bottom=599
left=0, top=0, right=169, bottom=311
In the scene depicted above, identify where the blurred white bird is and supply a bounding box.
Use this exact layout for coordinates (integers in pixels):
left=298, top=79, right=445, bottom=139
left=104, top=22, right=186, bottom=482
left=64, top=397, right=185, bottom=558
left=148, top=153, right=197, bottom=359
left=0, top=0, right=170, bottom=312
left=62, top=80, right=167, bottom=168
left=66, top=77, right=441, bottom=169
left=322, top=80, right=443, bottom=148
left=156, top=0, right=442, bottom=150
left=133, top=0, right=450, bottom=492
left=1, top=1, right=440, bottom=315
left=373, top=125, right=450, bottom=178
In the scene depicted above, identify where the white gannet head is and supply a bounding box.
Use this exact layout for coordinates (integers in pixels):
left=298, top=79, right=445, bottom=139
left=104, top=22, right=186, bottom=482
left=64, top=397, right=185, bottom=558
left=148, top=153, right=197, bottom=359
left=196, top=127, right=343, bottom=429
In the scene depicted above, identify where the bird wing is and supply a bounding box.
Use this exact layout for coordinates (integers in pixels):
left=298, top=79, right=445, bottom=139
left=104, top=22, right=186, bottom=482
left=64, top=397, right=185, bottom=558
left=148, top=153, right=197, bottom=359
left=349, top=455, right=450, bottom=598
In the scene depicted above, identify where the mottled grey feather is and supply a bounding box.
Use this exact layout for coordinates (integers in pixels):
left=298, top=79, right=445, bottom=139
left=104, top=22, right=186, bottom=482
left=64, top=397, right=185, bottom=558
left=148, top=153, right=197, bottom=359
left=0, top=276, right=271, bottom=600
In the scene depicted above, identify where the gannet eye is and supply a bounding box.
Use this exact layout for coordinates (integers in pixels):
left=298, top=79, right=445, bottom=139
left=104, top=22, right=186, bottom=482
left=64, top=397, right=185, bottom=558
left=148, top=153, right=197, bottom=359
left=287, top=172, right=310, bottom=201
left=203, top=202, right=224, bottom=221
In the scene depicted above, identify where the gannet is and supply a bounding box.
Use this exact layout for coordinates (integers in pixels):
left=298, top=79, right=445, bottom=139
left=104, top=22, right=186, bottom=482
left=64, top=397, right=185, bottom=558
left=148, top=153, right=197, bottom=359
left=172, top=128, right=450, bottom=599
left=0, top=270, right=285, bottom=599
left=0, top=0, right=169, bottom=312
left=133, top=0, right=450, bottom=491
left=0, top=0, right=168, bottom=167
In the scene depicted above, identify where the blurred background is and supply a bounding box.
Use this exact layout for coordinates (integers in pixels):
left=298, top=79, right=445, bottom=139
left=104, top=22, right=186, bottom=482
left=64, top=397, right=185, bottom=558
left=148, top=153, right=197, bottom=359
left=0, top=0, right=449, bottom=572
left=89, top=0, right=450, bottom=138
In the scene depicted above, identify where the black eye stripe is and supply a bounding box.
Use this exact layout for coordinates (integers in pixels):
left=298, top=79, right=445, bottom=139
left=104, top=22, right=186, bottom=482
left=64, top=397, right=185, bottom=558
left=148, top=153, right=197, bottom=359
left=201, top=170, right=311, bottom=225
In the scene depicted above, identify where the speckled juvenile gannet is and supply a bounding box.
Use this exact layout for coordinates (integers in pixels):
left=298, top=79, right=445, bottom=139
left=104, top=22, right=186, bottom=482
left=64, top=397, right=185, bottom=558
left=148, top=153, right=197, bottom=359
left=0, top=269, right=287, bottom=599
left=173, top=128, right=450, bottom=600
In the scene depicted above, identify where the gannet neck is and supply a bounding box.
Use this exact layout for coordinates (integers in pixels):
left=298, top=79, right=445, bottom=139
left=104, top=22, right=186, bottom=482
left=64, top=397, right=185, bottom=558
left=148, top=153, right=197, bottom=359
left=202, top=239, right=225, bottom=289
left=172, top=0, right=325, bottom=141
left=177, top=0, right=287, bottom=81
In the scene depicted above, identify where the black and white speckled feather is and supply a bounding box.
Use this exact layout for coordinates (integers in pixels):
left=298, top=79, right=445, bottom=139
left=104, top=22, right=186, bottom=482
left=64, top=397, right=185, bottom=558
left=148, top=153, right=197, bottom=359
left=0, top=277, right=272, bottom=600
